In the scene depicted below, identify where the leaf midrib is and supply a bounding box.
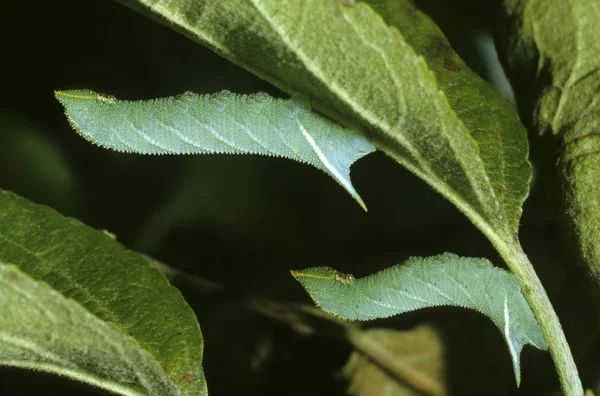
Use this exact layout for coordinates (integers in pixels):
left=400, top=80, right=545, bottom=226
left=0, top=264, right=162, bottom=396
left=0, top=228, right=184, bottom=387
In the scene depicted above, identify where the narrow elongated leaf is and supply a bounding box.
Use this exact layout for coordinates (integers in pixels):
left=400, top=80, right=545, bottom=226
left=55, top=90, right=375, bottom=210
left=0, top=190, right=206, bottom=395
left=498, top=0, right=600, bottom=282
left=0, top=262, right=178, bottom=396
left=115, top=0, right=530, bottom=243
left=291, top=253, right=548, bottom=385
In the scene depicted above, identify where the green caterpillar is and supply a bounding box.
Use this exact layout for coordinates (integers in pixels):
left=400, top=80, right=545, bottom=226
left=56, top=90, right=376, bottom=210
left=292, top=253, right=548, bottom=385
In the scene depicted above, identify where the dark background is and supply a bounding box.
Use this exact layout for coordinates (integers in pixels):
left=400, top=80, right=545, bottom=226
left=0, top=1, right=598, bottom=395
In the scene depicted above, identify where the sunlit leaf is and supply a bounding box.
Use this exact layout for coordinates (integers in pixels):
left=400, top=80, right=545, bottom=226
left=0, top=261, right=178, bottom=396
left=0, top=190, right=206, bottom=395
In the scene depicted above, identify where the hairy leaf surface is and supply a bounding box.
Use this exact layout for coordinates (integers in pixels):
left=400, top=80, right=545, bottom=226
left=55, top=89, right=375, bottom=209
left=498, top=0, right=600, bottom=282
left=292, top=253, right=548, bottom=385
left=364, top=0, right=531, bottom=233
left=0, top=262, right=178, bottom=396
left=115, top=0, right=531, bottom=243
left=0, top=190, right=206, bottom=395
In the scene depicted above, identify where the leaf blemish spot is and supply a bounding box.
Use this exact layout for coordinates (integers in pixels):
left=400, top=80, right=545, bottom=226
left=443, top=57, right=460, bottom=72
left=183, top=373, right=194, bottom=383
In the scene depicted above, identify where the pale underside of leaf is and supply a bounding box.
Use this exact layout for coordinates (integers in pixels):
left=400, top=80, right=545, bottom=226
left=0, top=262, right=179, bottom=396
left=292, top=253, right=548, bottom=385
left=0, top=190, right=205, bottom=395
left=55, top=89, right=375, bottom=210
left=115, top=0, right=531, bottom=242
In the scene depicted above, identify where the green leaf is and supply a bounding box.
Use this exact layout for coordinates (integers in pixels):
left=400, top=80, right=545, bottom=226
left=0, top=261, right=179, bottom=395
left=291, top=253, right=548, bottom=385
left=0, top=190, right=206, bottom=395
left=363, top=0, right=531, bottom=233
left=115, top=0, right=530, bottom=242
left=498, top=0, right=600, bottom=282
left=55, top=89, right=375, bottom=210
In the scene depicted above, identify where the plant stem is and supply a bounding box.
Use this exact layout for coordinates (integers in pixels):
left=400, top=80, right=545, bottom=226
left=494, top=236, right=583, bottom=395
